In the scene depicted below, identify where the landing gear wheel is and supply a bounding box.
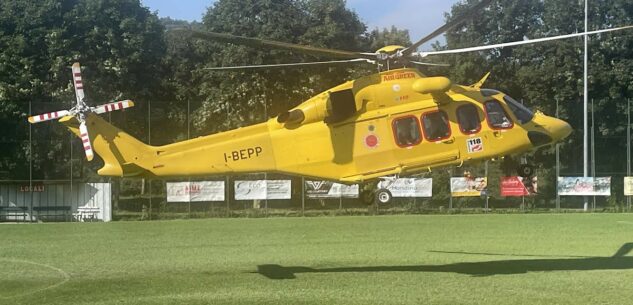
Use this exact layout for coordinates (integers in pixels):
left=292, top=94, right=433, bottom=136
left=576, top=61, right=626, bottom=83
left=375, top=189, right=393, bottom=205
left=517, top=164, right=535, bottom=177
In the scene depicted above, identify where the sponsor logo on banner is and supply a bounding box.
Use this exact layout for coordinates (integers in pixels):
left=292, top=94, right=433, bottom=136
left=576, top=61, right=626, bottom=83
left=234, top=180, right=292, bottom=200
left=625, top=177, right=633, bottom=196
left=467, top=137, right=483, bottom=153
left=450, top=177, right=487, bottom=197
left=500, top=176, right=537, bottom=197
left=306, top=181, right=359, bottom=199
left=306, top=181, right=326, bottom=191
left=557, top=177, right=611, bottom=196
left=167, top=181, right=225, bottom=202
left=378, top=178, right=433, bottom=198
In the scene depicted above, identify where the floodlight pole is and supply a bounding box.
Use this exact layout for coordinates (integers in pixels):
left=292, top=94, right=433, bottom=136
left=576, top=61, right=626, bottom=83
left=582, top=0, right=589, bottom=211
left=29, top=100, right=33, bottom=222
left=70, top=114, right=73, bottom=213
left=626, top=99, right=631, bottom=211
left=556, top=99, right=561, bottom=211
left=591, top=99, right=596, bottom=210
left=187, top=99, right=191, bottom=218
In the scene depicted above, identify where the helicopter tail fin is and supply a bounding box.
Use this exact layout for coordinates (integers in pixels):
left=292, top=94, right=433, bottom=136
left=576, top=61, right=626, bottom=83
left=60, top=113, right=155, bottom=177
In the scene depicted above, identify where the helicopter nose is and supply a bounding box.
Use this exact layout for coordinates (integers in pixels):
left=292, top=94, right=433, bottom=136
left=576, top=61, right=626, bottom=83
left=551, top=119, right=572, bottom=141
left=528, top=116, right=572, bottom=147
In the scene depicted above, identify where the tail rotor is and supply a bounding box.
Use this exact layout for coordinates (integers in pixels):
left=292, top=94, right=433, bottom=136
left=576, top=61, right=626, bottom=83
left=27, top=62, right=135, bottom=161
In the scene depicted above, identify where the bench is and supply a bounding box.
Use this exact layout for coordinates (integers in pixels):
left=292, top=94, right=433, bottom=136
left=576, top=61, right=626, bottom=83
left=32, top=206, right=72, bottom=222
left=0, top=206, right=30, bottom=222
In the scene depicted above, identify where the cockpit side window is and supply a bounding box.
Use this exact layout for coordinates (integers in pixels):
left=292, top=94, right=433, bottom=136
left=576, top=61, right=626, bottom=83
left=457, top=104, right=481, bottom=134
left=422, top=110, right=451, bottom=141
left=504, top=95, right=534, bottom=124
left=392, top=116, right=422, bottom=147
left=484, top=101, right=513, bottom=129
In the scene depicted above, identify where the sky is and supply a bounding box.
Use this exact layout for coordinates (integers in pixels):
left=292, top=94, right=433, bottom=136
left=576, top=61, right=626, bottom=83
left=141, top=0, right=462, bottom=50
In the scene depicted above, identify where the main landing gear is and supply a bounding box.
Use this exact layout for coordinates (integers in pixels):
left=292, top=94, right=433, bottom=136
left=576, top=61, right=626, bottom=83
left=360, top=179, right=395, bottom=205
left=502, top=155, right=535, bottom=178
left=375, top=189, right=393, bottom=204
left=517, top=164, right=535, bottom=178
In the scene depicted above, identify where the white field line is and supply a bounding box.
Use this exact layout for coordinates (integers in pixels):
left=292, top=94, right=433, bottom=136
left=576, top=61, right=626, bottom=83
left=0, top=258, right=70, bottom=299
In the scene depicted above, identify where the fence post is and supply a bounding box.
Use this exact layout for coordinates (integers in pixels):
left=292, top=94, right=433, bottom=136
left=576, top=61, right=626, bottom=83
left=29, top=100, right=33, bottom=223
left=301, top=177, right=305, bottom=216
left=225, top=176, right=230, bottom=217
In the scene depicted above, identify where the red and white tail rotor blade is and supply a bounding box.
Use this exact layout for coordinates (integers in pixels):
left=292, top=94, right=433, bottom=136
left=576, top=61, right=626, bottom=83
left=28, top=110, right=71, bottom=123
left=71, top=62, right=86, bottom=104
left=93, top=100, right=135, bottom=114
left=79, top=121, right=94, bottom=161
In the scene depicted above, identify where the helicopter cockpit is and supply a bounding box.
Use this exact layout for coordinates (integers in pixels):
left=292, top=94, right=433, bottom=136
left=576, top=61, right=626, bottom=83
left=481, top=89, right=534, bottom=126
left=480, top=88, right=571, bottom=148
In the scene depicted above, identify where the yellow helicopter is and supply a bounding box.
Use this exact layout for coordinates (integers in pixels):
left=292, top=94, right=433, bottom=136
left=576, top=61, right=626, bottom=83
left=27, top=0, right=632, bottom=204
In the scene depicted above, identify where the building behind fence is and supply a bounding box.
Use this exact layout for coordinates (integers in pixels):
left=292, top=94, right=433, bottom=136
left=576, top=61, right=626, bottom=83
left=0, top=182, right=111, bottom=222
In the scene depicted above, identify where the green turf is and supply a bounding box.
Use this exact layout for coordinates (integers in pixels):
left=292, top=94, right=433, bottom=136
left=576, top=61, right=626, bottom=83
left=1, top=214, right=633, bottom=305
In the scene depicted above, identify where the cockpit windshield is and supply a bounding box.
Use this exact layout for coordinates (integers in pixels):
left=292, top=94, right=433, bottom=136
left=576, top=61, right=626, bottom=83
left=503, top=95, right=534, bottom=124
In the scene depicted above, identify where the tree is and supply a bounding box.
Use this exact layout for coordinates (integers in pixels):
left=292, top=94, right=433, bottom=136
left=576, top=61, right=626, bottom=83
left=0, top=0, right=166, bottom=179
left=364, top=26, right=411, bottom=52
left=186, top=0, right=367, bottom=133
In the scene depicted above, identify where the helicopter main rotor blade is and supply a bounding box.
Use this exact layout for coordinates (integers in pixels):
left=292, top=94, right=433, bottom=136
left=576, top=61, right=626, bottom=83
left=182, top=29, right=377, bottom=60
left=203, top=58, right=373, bottom=70
left=415, top=25, right=633, bottom=57
left=410, top=61, right=451, bottom=67
left=402, top=0, right=494, bottom=56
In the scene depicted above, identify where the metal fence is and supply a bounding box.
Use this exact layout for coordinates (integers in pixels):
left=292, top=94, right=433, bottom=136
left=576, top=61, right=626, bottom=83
left=3, top=100, right=632, bottom=221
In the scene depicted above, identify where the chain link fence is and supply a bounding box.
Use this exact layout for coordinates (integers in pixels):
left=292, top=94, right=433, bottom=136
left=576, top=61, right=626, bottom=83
left=2, top=100, right=631, bottom=222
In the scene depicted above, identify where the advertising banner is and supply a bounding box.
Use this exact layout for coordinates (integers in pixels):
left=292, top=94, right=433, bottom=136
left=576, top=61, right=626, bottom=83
left=266, top=180, right=292, bottom=200
left=450, top=177, right=487, bottom=197
left=305, top=181, right=359, bottom=199
left=167, top=181, right=225, bottom=202
left=625, top=177, right=633, bottom=196
left=234, top=180, right=292, bottom=200
left=378, top=178, right=433, bottom=198
left=557, top=177, right=611, bottom=196
left=500, top=176, right=538, bottom=197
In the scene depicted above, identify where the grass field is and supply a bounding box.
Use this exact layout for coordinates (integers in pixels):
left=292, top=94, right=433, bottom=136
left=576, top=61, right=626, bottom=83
left=2, top=214, right=633, bottom=305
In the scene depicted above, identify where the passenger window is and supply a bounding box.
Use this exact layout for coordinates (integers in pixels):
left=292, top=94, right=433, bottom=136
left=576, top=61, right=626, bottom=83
left=484, top=101, right=513, bottom=129
left=457, top=104, right=481, bottom=134
left=392, top=116, right=422, bottom=147
left=422, top=111, right=451, bottom=141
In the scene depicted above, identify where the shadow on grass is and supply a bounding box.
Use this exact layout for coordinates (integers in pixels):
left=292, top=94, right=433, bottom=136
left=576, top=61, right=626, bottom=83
left=257, top=243, right=633, bottom=279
